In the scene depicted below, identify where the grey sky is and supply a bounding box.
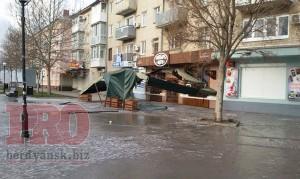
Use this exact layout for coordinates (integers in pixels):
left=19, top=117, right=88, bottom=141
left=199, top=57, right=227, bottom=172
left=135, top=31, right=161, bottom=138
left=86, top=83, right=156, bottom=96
left=0, top=0, right=95, bottom=44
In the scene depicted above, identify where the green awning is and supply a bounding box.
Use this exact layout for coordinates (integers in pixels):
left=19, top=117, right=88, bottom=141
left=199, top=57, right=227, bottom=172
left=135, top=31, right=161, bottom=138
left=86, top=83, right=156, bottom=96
left=104, top=69, right=141, bottom=101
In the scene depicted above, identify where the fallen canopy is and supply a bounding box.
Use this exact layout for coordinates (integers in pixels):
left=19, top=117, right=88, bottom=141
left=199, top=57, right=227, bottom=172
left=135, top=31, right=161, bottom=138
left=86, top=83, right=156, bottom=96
left=80, top=76, right=107, bottom=95
left=104, top=69, right=141, bottom=101
left=147, top=77, right=216, bottom=97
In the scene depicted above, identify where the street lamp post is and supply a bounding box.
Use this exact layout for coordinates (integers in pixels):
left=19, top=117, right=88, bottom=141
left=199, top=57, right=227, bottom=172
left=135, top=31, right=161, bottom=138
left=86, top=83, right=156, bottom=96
left=20, top=0, right=29, bottom=138
left=3, top=62, right=6, bottom=93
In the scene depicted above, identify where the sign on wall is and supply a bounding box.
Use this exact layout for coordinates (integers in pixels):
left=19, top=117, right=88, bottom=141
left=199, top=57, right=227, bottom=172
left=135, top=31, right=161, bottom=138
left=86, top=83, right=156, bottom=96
left=288, top=67, right=300, bottom=101
left=225, top=67, right=239, bottom=98
left=154, top=53, right=169, bottom=67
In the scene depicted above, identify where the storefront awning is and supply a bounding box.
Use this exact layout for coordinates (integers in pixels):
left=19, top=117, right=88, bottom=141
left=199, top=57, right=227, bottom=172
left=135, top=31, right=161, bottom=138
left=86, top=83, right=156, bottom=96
left=212, top=47, right=300, bottom=61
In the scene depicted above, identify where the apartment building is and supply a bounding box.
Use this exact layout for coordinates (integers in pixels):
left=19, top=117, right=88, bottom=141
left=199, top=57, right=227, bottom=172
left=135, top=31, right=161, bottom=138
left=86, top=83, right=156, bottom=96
left=222, top=0, right=300, bottom=116
left=70, top=0, right=107, bottom=91
left=107, top=0, right=217, bottom=107
left=41, top=10, right=73, bottom=91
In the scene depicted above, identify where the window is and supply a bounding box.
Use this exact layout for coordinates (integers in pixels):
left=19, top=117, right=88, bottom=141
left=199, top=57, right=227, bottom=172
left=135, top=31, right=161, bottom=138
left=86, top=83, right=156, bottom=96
left=116, top=47, right=121, bottom=54
left=254, top=19, right=264, bottom=38
left=154, top=7, right=160, bottom=15
left=127, top=44, right=134, bottom=53
left=141, top=11, right=147, bottom=27
left=152, top=38, right=159, bottom=54
left=92, top=22, right=107, bottom=38
left=108, top=24, right=113, bottom=37
left=110, top=2, right=113, bottom=13
left=141, top=41, right=146, bottom=55
left=266, top=18, right=276, bottom=37
left=100, top=45, right=105, bottom=58
left=154, top=7, right=160, bottom=23
left=92, top=45, right=106, bottom=59
left=169, top=36, right=181, bottom=49
left=126, top=16, right=135, bottom=26
left=101, top=3, right=106, bottom=13
left=278, top=16, right=288, bottom=36
left=243, top=15, right=289, bottom=41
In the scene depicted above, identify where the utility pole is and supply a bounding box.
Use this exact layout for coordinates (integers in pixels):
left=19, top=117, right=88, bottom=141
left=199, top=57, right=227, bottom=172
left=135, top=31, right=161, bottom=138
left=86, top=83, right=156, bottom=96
left=20, top=0, right=30, bottom=138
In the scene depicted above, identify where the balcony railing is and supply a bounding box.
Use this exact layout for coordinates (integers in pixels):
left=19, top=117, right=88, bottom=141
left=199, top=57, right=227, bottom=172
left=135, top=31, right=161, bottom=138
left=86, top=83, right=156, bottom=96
left=72, top=22, right=85, bottom=33
left=236, top=0, right=293, bottom=12
left=91, top=35, right=107, bottom=46
left=156, top=7, right=187, bottom=28
left=115, top=0, right=137, bottom=16
left=90, top=58, right=106, bottom=68
left=115, top=25, right=136, bottom=41
left=113, top=53, right=135, bottom=67
left=72, top=42, right=84, bottom=50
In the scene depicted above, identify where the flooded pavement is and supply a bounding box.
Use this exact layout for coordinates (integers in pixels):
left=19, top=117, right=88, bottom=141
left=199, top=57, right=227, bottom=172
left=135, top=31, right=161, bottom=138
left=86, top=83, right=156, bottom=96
left=0, top=95, right=300, bottom=179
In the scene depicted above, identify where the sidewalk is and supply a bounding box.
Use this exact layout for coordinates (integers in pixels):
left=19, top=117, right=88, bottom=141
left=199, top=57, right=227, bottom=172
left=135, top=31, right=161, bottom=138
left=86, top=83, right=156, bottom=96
left=51, top=90, right=80, bottom=98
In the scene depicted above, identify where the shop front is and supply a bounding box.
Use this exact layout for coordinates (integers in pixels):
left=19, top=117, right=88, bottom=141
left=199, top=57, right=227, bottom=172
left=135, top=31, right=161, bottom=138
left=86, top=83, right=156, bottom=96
left=222, top=47, right=300, bottom=116
left=137, top=49, right=218, bottom=108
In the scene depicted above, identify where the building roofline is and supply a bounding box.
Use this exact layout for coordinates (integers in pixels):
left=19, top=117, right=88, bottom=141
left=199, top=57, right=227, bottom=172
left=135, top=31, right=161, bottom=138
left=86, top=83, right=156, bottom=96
left=70, top=0, right=104, bottom=18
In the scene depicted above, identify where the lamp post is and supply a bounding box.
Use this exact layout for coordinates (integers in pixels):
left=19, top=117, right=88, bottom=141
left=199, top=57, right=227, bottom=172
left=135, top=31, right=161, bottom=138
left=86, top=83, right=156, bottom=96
left=3, top=62, right=6, bottom=93
left=20, top=0, right=29, bottom=138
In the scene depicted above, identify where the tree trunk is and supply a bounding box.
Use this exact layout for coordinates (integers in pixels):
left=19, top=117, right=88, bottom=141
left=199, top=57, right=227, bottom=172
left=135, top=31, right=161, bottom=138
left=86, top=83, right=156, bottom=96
left=214, top=55, right=226, bottom=122
left=47, top=66, right=51, bottom=95
left=36, top=71, right=40, bottom=93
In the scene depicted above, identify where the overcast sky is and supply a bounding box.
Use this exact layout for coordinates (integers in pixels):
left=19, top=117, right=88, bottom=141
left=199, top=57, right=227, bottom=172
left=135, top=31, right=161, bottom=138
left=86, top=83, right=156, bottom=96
left=0, top=0, right=95, bottom=44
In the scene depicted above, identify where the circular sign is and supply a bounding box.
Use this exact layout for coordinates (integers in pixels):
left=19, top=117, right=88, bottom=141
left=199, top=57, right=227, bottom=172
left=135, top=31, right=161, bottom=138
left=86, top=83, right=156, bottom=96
left=154, top=53, right=169, bottom=67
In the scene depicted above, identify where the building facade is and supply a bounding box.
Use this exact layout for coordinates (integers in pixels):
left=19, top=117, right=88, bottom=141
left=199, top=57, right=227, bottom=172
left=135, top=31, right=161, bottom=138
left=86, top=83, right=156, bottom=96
left=222, top=0, right=300, bottom=116
left=106, top=0, right=217, bottom=106
left=70, top=0, right=107, bottom=91
left=41, top=10, right=73, bottom=91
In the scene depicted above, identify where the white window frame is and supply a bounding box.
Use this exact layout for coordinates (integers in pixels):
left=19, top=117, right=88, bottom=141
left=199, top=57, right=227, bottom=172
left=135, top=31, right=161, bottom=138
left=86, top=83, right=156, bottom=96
left=243, top=15, right=289, bottom=42
left=108, top=24, right=113, bottom=37
left=140, top=41, right=146, bottom=55
left=126, top=16, right=135, bottom=26
left=141, top=11, right=147, bottom=27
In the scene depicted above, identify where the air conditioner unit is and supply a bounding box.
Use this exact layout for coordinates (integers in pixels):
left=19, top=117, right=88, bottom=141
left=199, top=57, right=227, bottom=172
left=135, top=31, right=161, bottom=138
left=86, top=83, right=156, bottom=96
left=134, top=45, right=140, bottom=52
left=292, top=15, right=300, bottom=25
left=79, top=16, right=85, bottom=22
left=135, top=22, right=141, bottom=28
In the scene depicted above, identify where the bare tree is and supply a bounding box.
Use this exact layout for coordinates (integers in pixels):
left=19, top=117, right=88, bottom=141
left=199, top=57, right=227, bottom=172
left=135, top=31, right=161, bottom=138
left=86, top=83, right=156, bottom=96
left=169, top=0, right=277, bottom=122
left=0, top=27, right=22, bottom=70
left=24, top=0, right=72, bottom=94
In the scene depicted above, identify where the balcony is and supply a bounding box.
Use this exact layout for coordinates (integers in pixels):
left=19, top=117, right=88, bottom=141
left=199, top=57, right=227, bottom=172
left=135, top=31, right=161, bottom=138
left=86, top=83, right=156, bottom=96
left=115, top=0, right=137, bottom=16
left=72, top=42, right=84, bottom=50
left=156, top=8, right=187, bottom=28
left=115, top=25, right=136, bottom=41
left=72, top=22, right=85, bottom=33
left=236, top=0, right=293, bottom=12
left=113, top=53, right=135, bottom=68
left=91, top=35, right=107, bottom=46
left=90, top=58, right=106, bottom=68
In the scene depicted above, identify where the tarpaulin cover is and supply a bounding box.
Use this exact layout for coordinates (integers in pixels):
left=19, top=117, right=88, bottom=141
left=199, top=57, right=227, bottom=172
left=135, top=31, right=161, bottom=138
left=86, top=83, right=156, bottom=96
left=104, top=69, right=141, bottom=100
left=147, top=77, right=216, bottom=97
left=80, top=76, right=107, bottom=95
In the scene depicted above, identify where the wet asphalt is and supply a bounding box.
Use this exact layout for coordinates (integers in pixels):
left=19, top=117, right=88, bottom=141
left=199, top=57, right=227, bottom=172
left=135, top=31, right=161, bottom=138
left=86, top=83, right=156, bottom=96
left=0, top=95, right=300, bottom=179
